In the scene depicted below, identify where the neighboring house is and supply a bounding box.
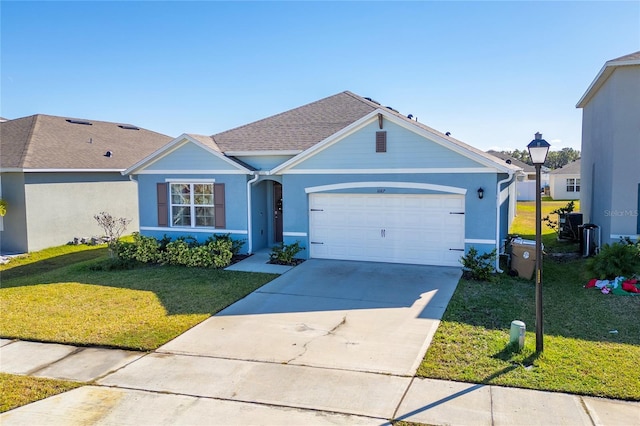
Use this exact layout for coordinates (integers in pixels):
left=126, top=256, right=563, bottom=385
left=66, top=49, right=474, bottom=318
left=0, top=114, right=172, bottom=253
left=577, top=51, right=640, bottom=244
left=549, top=159, right=581, bottom=201
left=487, top=150, right=550, bottom=201
left=126, top=91, right=521, bottom=268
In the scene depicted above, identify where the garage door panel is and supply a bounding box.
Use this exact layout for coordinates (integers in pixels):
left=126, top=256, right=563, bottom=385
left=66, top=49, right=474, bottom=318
left=309, top=193, right=465, bottom=267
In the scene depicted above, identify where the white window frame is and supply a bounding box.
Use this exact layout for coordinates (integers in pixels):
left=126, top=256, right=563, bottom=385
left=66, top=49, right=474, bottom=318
left=566, top=178, right=580, bottom=193
left=170, top=182, right=215, bottom=228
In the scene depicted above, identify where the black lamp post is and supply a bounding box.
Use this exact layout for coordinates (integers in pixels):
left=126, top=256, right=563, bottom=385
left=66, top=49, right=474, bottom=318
left=527, top=132, right=550, bottom=353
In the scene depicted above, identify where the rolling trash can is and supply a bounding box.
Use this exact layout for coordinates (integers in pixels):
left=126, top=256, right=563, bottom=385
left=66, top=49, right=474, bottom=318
left=581, top=224, right=599, bottom=257
left=509, top=238, right=538, bottom=280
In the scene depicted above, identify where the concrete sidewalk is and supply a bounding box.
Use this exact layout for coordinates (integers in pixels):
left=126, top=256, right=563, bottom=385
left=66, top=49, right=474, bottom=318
left=1, top=339, right=638, bottom=425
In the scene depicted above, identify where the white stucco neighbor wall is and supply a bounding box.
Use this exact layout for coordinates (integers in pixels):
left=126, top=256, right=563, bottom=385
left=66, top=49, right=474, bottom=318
left=24, top=179, right=140, bottom=252
left=549, top=173, right=581, bottom=201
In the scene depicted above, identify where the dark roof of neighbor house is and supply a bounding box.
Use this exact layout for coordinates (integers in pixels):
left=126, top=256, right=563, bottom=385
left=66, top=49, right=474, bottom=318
left=486, top=150, right=535, bottom=173
left=1, top=114, right=173, bottom=170
left=577, top=50, right=640, bottom=108
left=550, top=159, right=581, bottom=175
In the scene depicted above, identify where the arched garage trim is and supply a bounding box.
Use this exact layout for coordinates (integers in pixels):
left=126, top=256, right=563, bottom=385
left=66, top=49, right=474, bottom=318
left=304, top=181, right=467, bottom=195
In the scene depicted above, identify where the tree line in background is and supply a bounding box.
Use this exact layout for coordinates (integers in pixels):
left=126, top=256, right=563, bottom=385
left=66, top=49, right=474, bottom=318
left=502, top=147, right=580, bottom=170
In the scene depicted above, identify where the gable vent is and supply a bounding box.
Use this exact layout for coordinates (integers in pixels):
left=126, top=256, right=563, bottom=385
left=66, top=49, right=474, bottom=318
left=118, top=124, right=140, bottom=130
left=66, top=119, right=92, bottom=125
left=376, top=131, right=387, bottom=153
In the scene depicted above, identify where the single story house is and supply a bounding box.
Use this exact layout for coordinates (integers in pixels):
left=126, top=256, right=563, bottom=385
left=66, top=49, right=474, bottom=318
left=549, top=159, right=581, bottom=201
left=125, top=91, right=521, bottom=268
left=487, top=150, right=550, bottom=201
left=0, top=114, right=172, bottom=253
left=577, top=51, right=640, bottom=244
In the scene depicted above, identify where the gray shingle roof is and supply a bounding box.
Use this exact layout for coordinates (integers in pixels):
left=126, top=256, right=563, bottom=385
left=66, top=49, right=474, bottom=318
left=609, top=51, right=640, bottom=63
left=550, top=159, right=581, bottom=175
left=1, top=114, right=173, bottom=170
left=487, top=150, right=535, bottom=172
left=210, top=90, right=520, bottom=172
left=212, top=91, right=377, bottom=152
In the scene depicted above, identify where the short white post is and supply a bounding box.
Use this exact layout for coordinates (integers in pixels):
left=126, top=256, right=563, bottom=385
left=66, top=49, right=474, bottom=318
left=510, top=320, right=526, bottom=350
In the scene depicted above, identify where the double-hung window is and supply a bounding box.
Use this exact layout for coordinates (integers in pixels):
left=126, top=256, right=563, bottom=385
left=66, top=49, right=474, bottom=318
left=566, top=178, right=580, bottom=193
left=170, top=183, right=215, bottom=227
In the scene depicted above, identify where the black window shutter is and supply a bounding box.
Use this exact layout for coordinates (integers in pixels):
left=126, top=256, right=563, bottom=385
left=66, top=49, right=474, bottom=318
left=157, top=183, right=168, bottom=227
left=214, top=183, right=226, bottom=228
left=376, top=131, right=387, bottom=152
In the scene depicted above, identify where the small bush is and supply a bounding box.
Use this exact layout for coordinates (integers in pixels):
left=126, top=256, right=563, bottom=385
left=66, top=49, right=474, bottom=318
left=586, top=239, right=640, bottom=279
left=270, top=241, right=305, bottom=265
left=460, top=247, right=496, bottom=281
left=207, top=234, right=245, bottom=256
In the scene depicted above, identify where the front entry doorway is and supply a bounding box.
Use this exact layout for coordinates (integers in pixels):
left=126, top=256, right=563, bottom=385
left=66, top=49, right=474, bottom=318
left=273, top=182, right=283, bottom=243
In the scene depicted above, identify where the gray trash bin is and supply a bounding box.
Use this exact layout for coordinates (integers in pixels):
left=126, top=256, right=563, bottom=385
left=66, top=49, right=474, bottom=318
left=582, top=224, right=599, bottom=257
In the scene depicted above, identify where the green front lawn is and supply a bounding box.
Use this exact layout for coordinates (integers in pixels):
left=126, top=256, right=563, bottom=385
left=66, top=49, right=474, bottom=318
left=0, top=373, right=82, bottom=413
left=419, top=200, right=640, bottom=401
left=0, top=244, right=277, bottom=350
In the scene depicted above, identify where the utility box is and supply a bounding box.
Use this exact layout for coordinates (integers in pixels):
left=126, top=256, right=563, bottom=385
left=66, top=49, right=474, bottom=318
left=510, top=239, right=538, bottom=280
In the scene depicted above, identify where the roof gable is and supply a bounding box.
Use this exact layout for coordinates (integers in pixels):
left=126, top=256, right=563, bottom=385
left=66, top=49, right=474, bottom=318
left=0, top=114, right=172, bottom=171
left=124, top=134, right=252, bottom=175
left=487, top=150, right=535, bottom=172
left=271, top=108, right=520, bottom=175
left=577, top=51, right=640, bottom=108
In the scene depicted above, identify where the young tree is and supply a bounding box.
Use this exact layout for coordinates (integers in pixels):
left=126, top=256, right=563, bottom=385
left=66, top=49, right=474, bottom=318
left=94, top=212, right=132, bottom=258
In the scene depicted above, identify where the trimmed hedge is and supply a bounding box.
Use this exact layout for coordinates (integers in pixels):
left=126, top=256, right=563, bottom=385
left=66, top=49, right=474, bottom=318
left=117, top=233, right=243, bottom=268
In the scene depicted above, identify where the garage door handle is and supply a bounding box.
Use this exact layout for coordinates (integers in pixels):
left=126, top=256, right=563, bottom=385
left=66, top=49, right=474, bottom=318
left=449, top=248, right=465, bottom=251
left=310, top=241, right=324, bottom=245
left=381, top=229, right=386, bottom=238
left=310, top=209, right=324, bottom=212
left=449, top=212, right=465, bottom=215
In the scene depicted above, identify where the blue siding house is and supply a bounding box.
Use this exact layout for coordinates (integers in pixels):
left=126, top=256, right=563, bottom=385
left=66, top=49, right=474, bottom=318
left=125, top=92, right=520, bottom=269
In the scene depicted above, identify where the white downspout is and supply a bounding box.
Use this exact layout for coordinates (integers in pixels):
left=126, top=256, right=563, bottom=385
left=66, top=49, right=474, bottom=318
left=495, top=171, right=514, bottom=273
left=246, top=172, right=260, bottom=254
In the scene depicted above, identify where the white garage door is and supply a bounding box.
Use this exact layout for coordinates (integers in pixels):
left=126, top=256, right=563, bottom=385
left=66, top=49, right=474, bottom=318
left=309, top=193, right=465, bottom=267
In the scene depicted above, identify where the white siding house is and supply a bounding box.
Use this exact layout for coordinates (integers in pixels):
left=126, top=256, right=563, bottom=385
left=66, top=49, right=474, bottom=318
left=549, top=160, right=581, bottom=201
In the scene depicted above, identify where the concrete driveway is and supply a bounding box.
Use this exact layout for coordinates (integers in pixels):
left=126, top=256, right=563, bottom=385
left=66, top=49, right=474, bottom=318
left=159, top=258, right=460, bottom=375
left=94, top=259, right=461, bottom=418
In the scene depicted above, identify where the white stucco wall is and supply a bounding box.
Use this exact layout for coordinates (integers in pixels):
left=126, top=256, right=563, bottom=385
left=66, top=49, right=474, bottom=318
left=549, top=173, right=581, bottom=201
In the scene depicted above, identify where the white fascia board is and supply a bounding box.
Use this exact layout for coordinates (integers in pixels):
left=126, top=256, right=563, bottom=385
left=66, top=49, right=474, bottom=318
left=305, top=181, right=468, bottom=195
left=286, top=167, right=496, bottom=175
left=136, top=169, right=247, bottom=175
left=577, top=59, right=640, bottom=108
left=270, top=111, right=383, bottom=174
left=0, top=168, right=24, bottom=172
left=24, top=169, right=124, bottom=173
left=225, top=150, right=302, bottom=156
left=124, top=134, right=252, bottom=175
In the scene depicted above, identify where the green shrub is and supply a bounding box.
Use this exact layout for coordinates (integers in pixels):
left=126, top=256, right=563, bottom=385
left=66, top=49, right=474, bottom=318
left=270, top=241, right=305, bottom=265
left=460, top=247, right=496, bottom=281
left=207, top=234, right=245, bottom=256
left=586, top=239, right=640, bottom=279
left=116, top=233, right=160, bottom=263
left=161, top=240, right=191, bottom=266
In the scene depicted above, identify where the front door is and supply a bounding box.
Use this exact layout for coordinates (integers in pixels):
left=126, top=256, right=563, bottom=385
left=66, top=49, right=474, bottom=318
left=273, top=182, right=283, bottom=243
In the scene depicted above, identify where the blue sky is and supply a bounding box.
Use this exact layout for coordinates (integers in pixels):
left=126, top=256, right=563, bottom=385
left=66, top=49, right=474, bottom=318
left=2, top=1, right=638, bottom=152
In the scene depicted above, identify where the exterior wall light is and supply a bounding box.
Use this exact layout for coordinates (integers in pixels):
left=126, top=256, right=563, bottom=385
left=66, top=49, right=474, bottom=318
left=477, top=187, right=484, bottom=199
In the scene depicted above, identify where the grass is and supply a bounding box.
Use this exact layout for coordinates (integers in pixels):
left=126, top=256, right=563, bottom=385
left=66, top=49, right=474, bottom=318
left=0, top=373, right=82, bottom=413
left=1, top=243, right=277, bottom=350
left=510, top=199, right=580, bottom=252
left=419, top=199, right=640, bottom=401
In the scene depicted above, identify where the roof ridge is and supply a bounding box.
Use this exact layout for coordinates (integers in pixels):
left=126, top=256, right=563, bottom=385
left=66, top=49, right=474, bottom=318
left=211, top=91, right=358, bottom=140
left=17, top=115, right=39, bottom=168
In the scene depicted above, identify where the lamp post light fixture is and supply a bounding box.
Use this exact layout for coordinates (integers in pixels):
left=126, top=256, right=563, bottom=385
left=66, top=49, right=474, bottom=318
left=527, top=132, right=550, bottom=353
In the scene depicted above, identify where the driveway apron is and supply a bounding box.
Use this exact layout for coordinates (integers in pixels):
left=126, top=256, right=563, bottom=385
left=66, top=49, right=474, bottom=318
left=97, top=259, right=461, bottom=419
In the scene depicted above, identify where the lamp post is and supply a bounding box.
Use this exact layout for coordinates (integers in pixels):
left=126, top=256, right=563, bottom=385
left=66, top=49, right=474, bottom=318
left=528, top=132, right=550, bottom=353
